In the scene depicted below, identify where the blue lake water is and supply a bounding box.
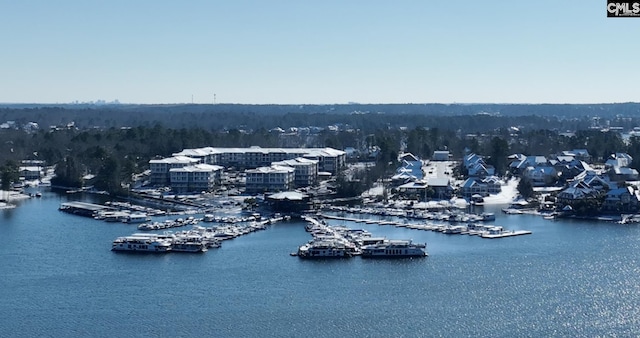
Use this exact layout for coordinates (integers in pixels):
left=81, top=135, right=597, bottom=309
left=2, top=191, right=640, bottom=337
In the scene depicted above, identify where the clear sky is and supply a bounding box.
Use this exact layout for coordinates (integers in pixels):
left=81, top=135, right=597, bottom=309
left=0, top=1, right=638, bottom=104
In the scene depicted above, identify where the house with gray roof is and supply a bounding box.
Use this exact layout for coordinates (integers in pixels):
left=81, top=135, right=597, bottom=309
left=459, top=176, right=501, bottom=198
left=602, top=186, right=640, bottom=212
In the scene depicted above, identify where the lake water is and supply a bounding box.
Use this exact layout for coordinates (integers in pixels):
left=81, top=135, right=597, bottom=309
left=1, top=191, right=640, bottom=337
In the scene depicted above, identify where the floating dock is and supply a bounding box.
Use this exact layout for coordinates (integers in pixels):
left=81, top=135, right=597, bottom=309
left=480, top=230, right=532, bottom=239
left=318, top=213, right=532, bottom=239
left=59, top=202, right=115, bottom=217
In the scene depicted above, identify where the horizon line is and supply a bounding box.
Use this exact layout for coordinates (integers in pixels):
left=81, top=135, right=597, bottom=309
left=1, top=101, right=639, bottom=106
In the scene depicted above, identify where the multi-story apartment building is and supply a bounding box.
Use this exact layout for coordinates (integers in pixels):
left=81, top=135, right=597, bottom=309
left=172, top=146, right=345, bottom=174
left=272, top=157, right=319, bottom=187
left=169, top=164, right=223, bottom=193
left=149, top=156, right=200, bottom=186
left=245, top=165, right=295, bottom=193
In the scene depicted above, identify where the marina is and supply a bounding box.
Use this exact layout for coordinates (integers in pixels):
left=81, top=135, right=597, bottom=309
left=317, top=211, right=531, bottom=239
left=294, top=215, right=428, bottom=258
left=2, top=193, right=640, bottom=337
left=113, top=216, right=280, bottom=254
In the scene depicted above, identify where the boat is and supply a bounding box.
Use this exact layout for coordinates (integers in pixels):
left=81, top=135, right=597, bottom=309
left=124, top=213, right=151, bottom=223
left=297, top=238, right=359, bottom=258
left=0, top=202, right=16, bottom=210
left=361, top=239, right=427, bottom=258
left=170, top=238, right=208, bottom=253
left=480, top=212, right=495, bottom=222
left=111, top=235, right=172, bottom=252
left=443, top=225, right=464, bottom=234
left=102, top=211, right=130, bottom=222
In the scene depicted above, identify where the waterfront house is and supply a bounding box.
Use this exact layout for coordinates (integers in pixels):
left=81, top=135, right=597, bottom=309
left=19, top=166, right=42, bottom=181
left=460, top=178, right=485, bottom=198
left=602, top=186, right=640, bottom=213
left=483, top=176, right=502, bottom=194
left=427, top=177, right=454, bottom=200
left=459, top=176, right=501, bottom=198
left=556, top=181, right=600, bottom=208
left=398, top=181, right=429, bottom=200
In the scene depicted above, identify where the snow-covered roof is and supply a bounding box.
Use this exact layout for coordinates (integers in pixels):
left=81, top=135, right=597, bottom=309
left=267, top=191, right=308, bottom=201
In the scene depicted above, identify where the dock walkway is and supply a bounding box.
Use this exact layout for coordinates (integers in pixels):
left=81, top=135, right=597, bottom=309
left=318, top=213, right=532, bottom=239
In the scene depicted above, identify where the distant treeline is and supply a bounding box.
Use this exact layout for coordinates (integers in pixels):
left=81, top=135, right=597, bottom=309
left=1, top=123, right=640, bottom=194
left=1, top=103, right=640, bottom=132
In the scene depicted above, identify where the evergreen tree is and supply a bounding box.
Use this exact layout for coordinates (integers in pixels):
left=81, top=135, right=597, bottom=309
left=1, top=160, right=19, bottom=191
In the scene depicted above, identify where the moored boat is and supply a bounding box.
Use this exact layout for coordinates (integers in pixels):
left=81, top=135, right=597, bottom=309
left=171, top=239, right=208, bottom=253
left=124, top=213, right=151, bottom=223
left=111, top=235, right=172, bottom=252
left=297, top=238, right=359, bottom=258
left=361, top=239, right=427, bottom=258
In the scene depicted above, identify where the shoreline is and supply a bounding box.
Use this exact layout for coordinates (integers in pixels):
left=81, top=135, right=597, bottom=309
left=0, top=190, right=33, bottom=202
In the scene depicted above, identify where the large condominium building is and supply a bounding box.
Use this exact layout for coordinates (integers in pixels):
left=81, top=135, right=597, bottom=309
left=149, top=156, right=200, bottom=186
left=245, top=165, right=295, bottom=193
left=169, top=164, right=223, bottom=193
left=271, top=157, right=319, bottom=188
left=172, top=146, right=345, bottom=174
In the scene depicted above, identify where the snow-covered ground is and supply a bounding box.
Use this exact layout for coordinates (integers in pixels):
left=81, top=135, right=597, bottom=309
left=0, top=190, right=32, bottom=201
left=482, top=177, right=520, bottom=205
left=363, top=177, right=520, bottom=209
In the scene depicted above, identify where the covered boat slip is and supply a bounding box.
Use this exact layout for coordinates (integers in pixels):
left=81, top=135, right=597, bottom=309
left=59, top=201, right=115, bottom=217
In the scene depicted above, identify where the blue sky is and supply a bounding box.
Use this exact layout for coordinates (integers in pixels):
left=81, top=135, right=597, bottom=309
left=1, top=1, right=637, bottom=104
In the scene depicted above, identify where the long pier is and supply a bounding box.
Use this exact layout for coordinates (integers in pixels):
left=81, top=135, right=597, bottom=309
left=318, top=213, right=532, bottom=239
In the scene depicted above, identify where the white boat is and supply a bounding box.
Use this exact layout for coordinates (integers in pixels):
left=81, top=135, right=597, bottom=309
left=480, top=212, right=495, bottom=221
left=0, top=202, right=16, bottom=210
left=443, top=225, right=464, bottom=234
left=361, top=240, right=427, bottom=258
left=124, top=213, right=151, bottom=223
left=102, top=211, right=130, bottom=222
left=171, top=238, right=208, bottom=253
left=111, top=235, right=172, bottom=252
left=297, top=239, right=359, bottom=258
